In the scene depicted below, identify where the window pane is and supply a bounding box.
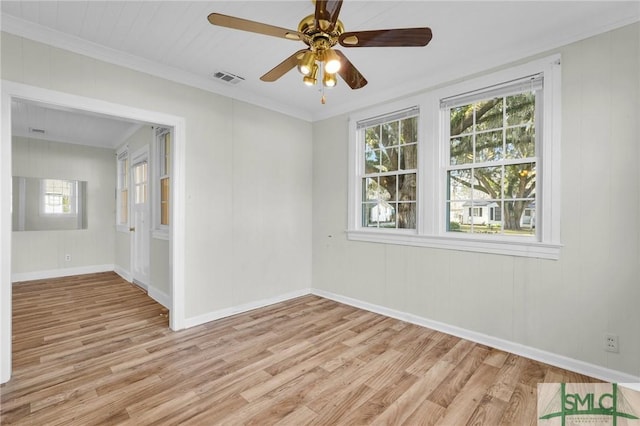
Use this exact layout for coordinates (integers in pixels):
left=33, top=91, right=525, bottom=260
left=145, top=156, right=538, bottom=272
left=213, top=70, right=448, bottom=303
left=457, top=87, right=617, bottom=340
left=450, top=135, right=473, bottom=165
left=363, top=177, right=379, bottom=201
left=379, top=175, right=397, bottom=201
left=401, top=116, right=418, bottom=144
left=503, top=199, right=536, bottom=235
left=380, top=146, right=398, bottom=172
left=365, top=148, right=380, bottom=174
left=448, top=169, right=472, bottom=201
left=363, top=202, right=396, bottom=227
left=163, top=133, right=171, bottom=175
left=447, top=201, right=465, bottom=231
left=399, top=144, right=417, bottom=170
left=475, top=98, right=503, bottom=132
left=398, top=202, right=416, bottom=229
left=475, top=130, right=503, bottom=162
left=450, top=104, right=473, bottom=136
left=506, top=92, right=535, bottom=126
left=381, top=121, right=399, bottom=147
left=504, top=163, right=536, bottom=199
left=161, top=177, right=170, bottom=225
left=120, top=189, right=128, bottom=224
left=362, top=203, right=377, bottom=227
left=365, top=125, right=381, bottom=150
left=398, top=173, right=416, bottom=201
left=506, top=125, right=535, bottom=159
left=473, top=166, right=501, bottom=200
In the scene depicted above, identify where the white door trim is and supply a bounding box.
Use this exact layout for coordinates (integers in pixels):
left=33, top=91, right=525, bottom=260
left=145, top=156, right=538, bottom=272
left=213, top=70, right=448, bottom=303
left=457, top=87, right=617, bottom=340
left=0, top=81, right=187, bottom=384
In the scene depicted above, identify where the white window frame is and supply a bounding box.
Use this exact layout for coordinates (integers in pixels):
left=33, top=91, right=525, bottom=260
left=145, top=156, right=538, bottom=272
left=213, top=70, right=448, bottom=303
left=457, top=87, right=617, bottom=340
left=152, top=127, right=171, bottom=240
left=347, top=54, right=562, bottom=259
left=116, top=145, right=129, bottom=233
left=39, top=178, right=77, bottom=217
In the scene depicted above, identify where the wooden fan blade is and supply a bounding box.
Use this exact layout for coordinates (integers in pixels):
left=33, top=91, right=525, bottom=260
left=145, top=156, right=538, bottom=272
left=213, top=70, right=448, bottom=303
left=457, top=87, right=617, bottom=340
left=260, top=50, right=308, bottom=82
left=334, top=50, right=367, bottom=89
left=314, top=0, right=343, bottom=33
left=339, top=28, right=433, bottom=47
left=208, top=13, right=303, bottom=41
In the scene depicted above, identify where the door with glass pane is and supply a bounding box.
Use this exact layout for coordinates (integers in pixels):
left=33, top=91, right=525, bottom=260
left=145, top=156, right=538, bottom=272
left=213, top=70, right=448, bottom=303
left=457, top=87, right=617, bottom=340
left=131, top=156, right=150, bottom=286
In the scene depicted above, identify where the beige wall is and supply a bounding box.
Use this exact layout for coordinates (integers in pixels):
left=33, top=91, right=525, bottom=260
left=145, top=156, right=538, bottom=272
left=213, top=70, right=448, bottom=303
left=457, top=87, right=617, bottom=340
left=11, top=136, right=115, bottom=275
left=312, top=23, right=640, bottom=377
left=2, top=32, right=313, bottom=320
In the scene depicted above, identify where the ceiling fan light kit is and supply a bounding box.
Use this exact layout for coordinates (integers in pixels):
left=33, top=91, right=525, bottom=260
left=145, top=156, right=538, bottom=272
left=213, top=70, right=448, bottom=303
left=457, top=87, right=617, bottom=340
left=208, top=0, right=432, bottom=103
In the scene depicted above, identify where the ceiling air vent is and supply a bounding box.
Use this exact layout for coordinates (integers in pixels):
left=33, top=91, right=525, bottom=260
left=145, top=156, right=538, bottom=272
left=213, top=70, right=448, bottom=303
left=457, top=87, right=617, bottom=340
left=212, top=71, right=245, bottom=85
left=29, top=127, right=46, bottom=134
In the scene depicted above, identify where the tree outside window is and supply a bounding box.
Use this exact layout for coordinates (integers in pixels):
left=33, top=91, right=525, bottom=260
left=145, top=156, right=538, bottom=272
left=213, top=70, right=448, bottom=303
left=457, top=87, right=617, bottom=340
left=446, top=89, right=537, bottom=236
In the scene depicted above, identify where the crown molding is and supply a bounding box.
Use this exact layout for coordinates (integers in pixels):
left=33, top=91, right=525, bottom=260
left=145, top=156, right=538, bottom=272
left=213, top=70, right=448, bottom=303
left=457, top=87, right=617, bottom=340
left=1, top=14, right=313, bottom=122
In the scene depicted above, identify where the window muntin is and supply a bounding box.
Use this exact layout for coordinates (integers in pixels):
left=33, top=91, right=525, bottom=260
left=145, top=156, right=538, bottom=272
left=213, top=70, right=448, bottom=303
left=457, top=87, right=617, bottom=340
left=359, top=110, right=419, bottom=230
left=444, top=86, right=538, bottom=237
left=40, top=179, right=76, bottom=216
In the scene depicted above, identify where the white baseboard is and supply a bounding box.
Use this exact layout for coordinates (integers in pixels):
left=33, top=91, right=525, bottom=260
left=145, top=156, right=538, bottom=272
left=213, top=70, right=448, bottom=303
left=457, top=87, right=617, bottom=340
left=113, top=265, right=132, bottom=283
left=148, top=287, right=170, bottom=309
left=184, top=288, right=311, bottom=329
left=12, top=264, right=115, bottom=283
left=311, top=288, right=640, bottom=385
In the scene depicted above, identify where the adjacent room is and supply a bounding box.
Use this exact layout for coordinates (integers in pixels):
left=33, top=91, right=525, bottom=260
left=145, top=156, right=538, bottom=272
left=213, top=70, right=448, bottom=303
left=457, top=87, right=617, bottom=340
left=1, top=1, right=639, bottom=424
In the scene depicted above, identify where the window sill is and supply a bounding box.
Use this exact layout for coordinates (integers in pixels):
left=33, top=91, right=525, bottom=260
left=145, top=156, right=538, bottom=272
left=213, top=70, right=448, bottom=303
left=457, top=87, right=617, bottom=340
left=346, top=229, right=561, bottom=260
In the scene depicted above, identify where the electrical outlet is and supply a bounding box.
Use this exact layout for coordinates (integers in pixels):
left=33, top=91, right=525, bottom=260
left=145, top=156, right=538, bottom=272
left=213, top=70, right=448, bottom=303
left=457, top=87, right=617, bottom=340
left=604, top=334, right=619, bottom=353
left=65, top=254, right=71, bottom=262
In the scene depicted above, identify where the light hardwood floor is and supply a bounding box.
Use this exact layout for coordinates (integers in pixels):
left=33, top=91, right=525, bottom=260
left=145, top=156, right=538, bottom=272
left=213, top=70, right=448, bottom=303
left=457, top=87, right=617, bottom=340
left=1, top=272, right=598, bottom=425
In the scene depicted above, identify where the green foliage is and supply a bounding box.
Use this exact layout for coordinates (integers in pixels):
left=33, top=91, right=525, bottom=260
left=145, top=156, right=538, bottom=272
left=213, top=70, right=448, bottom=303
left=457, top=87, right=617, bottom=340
left=448, top=92, right=537, bottom=230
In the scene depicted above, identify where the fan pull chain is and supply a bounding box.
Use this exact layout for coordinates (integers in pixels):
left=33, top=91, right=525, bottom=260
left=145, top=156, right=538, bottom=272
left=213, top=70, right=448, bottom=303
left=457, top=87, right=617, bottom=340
left=320, top=62, right=326, bottom=104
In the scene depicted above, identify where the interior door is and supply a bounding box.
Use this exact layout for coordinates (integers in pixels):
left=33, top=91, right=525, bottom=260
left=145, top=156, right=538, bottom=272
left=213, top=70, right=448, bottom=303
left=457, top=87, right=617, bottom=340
left=131, top=156, right=150, bottom=286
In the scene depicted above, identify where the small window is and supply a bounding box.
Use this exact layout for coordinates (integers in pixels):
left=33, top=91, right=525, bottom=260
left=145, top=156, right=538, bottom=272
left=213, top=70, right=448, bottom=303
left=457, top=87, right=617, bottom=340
left=153, top=127, right=171, bottom=238
left=40, top=179, right=76, bottom=216
left=116, top=149, right=129, bottom=228
left=358, top=107, right=419, bottom=230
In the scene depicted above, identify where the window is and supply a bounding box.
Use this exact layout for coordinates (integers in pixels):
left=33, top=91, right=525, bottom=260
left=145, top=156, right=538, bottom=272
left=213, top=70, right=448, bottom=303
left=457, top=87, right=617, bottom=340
left=40, top=179, right=76, bottom=216
left=133, top=161, right=148, bottom=205
left=444, top=75, right=540, bottom=237
left=153, top=127, right=171, bottom=239
left=359, top=107, right=419, bottom=230
left=347, top=55, right=561, bottom=259
left=116, top=148, right=129, bottom=230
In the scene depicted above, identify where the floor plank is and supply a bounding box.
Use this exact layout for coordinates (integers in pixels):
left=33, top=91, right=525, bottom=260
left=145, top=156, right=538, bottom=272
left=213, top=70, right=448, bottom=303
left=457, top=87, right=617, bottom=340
left=1, top=272, right=600, bottom=425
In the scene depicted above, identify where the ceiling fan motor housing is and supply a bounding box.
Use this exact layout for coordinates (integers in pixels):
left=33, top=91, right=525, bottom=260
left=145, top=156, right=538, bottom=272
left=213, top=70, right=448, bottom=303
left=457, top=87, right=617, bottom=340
left=297, top=14, right=344, bottom=52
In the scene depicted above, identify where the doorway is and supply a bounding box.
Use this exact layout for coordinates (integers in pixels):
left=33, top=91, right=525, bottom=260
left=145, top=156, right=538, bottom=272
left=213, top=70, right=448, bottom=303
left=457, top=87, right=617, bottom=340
left=1, top=81, right=186, bottom=384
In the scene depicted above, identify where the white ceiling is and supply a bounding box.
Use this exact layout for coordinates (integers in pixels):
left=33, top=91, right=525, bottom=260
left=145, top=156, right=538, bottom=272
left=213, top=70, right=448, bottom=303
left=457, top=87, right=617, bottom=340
left=11, top=100, right=142, bottom=149
left=2, top=1, right=639, bottom=147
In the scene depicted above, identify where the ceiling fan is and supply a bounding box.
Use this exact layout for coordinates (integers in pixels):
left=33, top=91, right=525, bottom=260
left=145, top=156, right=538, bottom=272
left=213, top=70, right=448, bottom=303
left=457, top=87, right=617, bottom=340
left=207, top=0, right=432, bottom=99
